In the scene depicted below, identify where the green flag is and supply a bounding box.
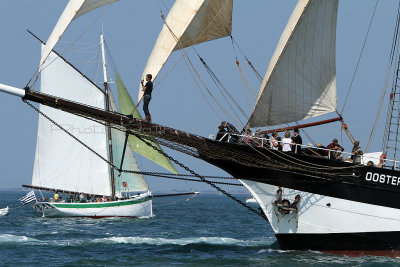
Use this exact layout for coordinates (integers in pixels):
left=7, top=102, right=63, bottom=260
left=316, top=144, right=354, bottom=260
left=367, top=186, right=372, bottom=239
left=116, top=72, right=178, bottom=174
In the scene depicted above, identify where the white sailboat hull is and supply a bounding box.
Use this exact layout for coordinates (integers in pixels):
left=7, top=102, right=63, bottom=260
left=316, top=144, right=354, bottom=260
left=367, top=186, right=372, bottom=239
left=0, top=207, right=9, bottom=216
left=32, top=193, right=152, bottom=218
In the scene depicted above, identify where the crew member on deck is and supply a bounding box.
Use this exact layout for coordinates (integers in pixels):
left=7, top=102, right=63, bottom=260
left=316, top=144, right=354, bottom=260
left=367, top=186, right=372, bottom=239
left=222, top=121, right=239, bottom=143
left=326, top=138, right=344, bottom=160
left=291, top=129, right=302, bottom=153
left=216, top=124, right=227, bottom=142
left=351, top=139, right=363, bottom=164
left=141, top=74, right=153, bottom=122
left=270, top=132, right=279, bottom=150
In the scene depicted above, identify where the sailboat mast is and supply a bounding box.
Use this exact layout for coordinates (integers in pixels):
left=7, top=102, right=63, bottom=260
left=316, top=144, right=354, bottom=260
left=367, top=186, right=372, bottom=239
left=101, top=33, right=116, bottom=198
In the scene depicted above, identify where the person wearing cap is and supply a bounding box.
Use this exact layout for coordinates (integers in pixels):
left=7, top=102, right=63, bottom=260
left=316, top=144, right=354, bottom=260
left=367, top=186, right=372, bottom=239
left=326, top=138, right=344, bottom=160
left=351, top=139, right=363, bottom=164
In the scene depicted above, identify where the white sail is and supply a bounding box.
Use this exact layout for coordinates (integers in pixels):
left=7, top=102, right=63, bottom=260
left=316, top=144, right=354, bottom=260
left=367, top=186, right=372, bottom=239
left=40, top=0, right=117, bottom=68
left=138, top=0, right=233, bottom=102
left=32, top=48, right=111, bottom=196
left=108, top=93, right=149, bottom=197
left=248, top=0, right=338, bottom=128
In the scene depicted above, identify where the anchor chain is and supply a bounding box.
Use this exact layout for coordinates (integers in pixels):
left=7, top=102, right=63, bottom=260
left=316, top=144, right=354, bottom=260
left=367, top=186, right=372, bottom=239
left=25, top=100, right=267, bottom=220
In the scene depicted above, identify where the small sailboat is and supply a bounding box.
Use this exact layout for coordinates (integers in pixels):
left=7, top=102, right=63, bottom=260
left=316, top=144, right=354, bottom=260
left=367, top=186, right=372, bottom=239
left=0, top=207, right=9, bottom=216
left=25, top=34, right=155, bottom=218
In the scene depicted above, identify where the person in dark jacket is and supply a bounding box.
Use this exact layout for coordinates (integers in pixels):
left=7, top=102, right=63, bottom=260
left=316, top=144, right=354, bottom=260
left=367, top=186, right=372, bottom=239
left=291, top=128, right=302, bottom=153
left=141, top=74, right=153, bottom=122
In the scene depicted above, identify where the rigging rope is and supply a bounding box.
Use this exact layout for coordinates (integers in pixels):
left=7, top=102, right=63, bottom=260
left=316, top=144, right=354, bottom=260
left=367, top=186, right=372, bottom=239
left=341, top=0, right=379, bottom=115
left=26, top=5, right=112, bottom=91
left=24, top=99, right=268, bottom=221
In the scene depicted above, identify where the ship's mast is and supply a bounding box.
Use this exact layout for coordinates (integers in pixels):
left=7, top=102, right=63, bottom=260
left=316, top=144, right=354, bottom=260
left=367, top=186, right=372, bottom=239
left=100, top=33, right=116, bottom=198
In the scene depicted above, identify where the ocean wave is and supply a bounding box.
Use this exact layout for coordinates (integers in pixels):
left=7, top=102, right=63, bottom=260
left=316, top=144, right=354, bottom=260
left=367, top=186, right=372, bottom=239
left=0, top=234, right=42, bottom=243
left=93, top=236, right=271, bottom=247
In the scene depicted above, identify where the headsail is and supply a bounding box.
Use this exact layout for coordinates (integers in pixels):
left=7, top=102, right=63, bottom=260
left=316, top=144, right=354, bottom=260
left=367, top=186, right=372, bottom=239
left=40, top=0, right=118, bottom=67
left=248, top=0, right=338, bottom=128
left=32, top=48, right=111, bottom=196
left=138, top=0, right=233, bottom=102
left=109, top=93, right=149, bottom=197
left=116, top=72, right=178, bottom=174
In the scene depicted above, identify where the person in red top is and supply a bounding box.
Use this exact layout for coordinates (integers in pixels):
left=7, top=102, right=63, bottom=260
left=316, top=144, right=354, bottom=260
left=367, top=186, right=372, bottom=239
left=326, top=138, right=344, bottom=160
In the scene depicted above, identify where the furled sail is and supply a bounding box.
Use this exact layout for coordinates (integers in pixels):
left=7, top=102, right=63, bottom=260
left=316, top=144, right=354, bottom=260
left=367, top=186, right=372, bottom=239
left=32, top=48, right=111, bottom=196
left=40, top=0, right=118, bottom=67
left=248, top=0, right=338, bottom=128
left=138, top=0, right=233, bottom=102
left=108, top=93, right=149, bottom=197
left=116, top=72, right=178, bottom=174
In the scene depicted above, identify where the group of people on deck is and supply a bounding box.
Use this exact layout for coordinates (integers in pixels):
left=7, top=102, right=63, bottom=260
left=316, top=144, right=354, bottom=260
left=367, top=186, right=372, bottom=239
left=215, top=121, right=372, bottom=165
left=42, top=192, right=111, bottom=203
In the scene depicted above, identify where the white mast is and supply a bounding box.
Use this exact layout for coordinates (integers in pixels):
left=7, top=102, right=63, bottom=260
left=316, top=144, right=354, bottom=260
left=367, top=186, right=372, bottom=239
left=100, top=33, right=116, bottom=198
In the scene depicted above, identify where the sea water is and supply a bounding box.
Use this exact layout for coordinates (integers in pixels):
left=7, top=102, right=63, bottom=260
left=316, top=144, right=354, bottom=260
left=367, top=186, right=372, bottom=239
left=0, top=191, right=399, bottom=266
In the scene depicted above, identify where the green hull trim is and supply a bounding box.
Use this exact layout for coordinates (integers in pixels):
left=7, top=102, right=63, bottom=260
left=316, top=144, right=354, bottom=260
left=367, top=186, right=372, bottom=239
left=52, top=196, right=151, bottom=209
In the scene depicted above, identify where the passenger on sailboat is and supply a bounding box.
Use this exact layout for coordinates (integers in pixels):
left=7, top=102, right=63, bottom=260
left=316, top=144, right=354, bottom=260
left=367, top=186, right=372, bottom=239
left=263, top=134, right=270, bottom=148
left=141, top=74, right=153, bottom=122
left=276, top=136, right=283, bottom=151
left=367, top=161, right=375, bottom=167
left=377, top=154, right=387, bottom=168
left=326, top=138, right=344, bottom=160
left=67, top=193, right=72, bottom=203
left=351, top=139, right=363, bottom=164
left=79, top=192, right=86, bottom=203
left=282, top=131, right=292, bottom=152
left=216, top=124, right=227, bottom=141
left=53, top=191, right=59, bottom=202
left=291, top=129, right=302, bottom=153
left=221, top=121, right=239, bottom=143
left=270, top=132, right=279, bottom=150
left=241, top=129, right=254, bottom=145
left=315, top=143, right=328, bottom=157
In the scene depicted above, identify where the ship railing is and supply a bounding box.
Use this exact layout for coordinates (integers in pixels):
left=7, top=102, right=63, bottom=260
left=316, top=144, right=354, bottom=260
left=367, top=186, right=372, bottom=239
left=209, top=133, right=398, bottom=169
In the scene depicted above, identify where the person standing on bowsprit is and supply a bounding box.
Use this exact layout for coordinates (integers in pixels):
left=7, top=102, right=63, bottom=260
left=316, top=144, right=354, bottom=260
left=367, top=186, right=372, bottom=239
left=141, top=74, right=153, bottom=122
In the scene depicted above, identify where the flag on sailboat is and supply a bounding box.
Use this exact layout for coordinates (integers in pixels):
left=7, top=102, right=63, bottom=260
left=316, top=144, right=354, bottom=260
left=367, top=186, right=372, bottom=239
left=19, top=191, right=37, bottom=205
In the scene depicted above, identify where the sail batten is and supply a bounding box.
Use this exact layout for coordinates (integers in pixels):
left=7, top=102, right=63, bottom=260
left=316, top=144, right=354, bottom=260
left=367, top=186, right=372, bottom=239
left=249, top=0, right=338, bottom=128
left=138, top=0, right=233, bottom=102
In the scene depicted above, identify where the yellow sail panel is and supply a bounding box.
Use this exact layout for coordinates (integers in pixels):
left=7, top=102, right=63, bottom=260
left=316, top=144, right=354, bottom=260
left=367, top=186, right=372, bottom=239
left=40, top=0, right=118, bottom=68
left=249, top=0, right=338, bottom=128
left=116, top=72, right=178, bottom=174
left=138, top=0, right=233, bottom=102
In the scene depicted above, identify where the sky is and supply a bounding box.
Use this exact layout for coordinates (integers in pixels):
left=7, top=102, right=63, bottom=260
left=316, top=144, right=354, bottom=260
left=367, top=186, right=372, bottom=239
left=0, top=0, right=398, bottom=193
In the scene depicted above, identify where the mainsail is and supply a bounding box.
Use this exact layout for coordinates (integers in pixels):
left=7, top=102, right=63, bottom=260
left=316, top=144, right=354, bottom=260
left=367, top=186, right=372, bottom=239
left=138, top=0, right=233, bottom=102
left=248, top=0, right=338, bottom=128
left=32, top=49, right=111, bottom=196
left=109, top=93, right=149, bottom=197
left=116, top=72, right=178, bottom=174
left=40, top=0, right=118, bottom=68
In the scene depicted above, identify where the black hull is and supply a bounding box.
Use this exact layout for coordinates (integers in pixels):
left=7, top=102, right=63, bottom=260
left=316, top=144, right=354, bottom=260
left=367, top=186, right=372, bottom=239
left=198, top=140, right=400, bottom=253
left=277, top=232, right=400, bottom=253
left=201, top=140, right=400, bottom=209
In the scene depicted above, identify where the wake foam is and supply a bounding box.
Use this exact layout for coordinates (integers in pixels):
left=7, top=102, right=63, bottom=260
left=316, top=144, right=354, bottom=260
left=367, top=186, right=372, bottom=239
left=0, top=234, right=41, bottom=243
left=93, top=236, right=270, bottom=247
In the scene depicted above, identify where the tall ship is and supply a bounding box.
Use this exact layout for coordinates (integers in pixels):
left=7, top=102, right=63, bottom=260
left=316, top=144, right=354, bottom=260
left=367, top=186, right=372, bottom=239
left=2, top=0, right=400, bottom=254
